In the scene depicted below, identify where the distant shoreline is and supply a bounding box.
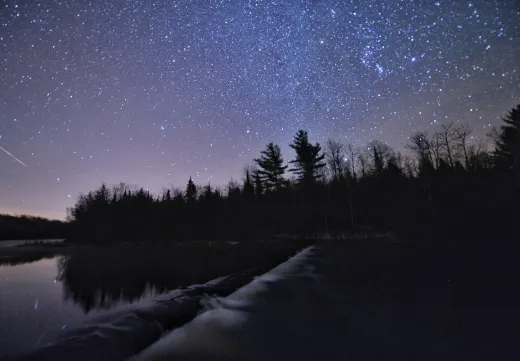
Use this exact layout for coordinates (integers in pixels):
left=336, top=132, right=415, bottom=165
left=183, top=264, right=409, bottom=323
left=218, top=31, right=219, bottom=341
left=0, top=238, right=65, bottom=247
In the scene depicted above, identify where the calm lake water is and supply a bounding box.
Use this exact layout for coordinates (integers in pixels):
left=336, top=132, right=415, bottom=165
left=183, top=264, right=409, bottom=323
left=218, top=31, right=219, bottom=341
left=0, top=257, right=149, bottom=356
left=0, top=242, right=299, bottom=357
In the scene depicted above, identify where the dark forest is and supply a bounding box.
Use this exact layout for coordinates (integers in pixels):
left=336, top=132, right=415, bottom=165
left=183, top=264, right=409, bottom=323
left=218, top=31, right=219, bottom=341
left=0, top=214, right=66, bottom=240
left=61, top=104, right=520, bottom=243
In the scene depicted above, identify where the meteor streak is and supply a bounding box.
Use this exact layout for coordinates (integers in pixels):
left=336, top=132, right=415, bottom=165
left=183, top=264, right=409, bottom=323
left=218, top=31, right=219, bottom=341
left=0, top=145, right=27, bottom=167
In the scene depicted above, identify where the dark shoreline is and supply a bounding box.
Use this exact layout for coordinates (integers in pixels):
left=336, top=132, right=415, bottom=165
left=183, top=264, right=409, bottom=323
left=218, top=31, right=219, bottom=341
left=0, top=231, right=513, bottom=269
left=0, top=237, right=312, bottom=267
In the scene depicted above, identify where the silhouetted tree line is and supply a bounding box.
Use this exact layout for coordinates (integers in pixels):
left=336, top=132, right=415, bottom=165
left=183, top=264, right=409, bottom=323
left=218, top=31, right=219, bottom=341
left=0, top=213, right=67, bottom=240
left=67, top=104, right=520, bottom=242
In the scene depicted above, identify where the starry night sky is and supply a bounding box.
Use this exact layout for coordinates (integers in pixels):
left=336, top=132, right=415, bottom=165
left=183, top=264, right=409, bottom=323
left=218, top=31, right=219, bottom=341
left=1, top=0, right=519, bottom=219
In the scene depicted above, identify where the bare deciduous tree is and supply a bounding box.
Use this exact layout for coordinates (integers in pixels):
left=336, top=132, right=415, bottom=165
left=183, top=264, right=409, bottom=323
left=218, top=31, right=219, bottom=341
left=357, top=150, right=369, bottom=178
left=454, top=124, right=473, bottom=169
left=431, top=132, right=443, bottom=168
left=437, top=123, right=458, bottom=168
left=407, top=131, right=434, bottom=166
left=325, top=139, right=346, bottom=182
left=403, top=156, right=418, bottom=178
left=407, top=132, right=436, bottom=216
left=347, top=144, right=358, bottom=179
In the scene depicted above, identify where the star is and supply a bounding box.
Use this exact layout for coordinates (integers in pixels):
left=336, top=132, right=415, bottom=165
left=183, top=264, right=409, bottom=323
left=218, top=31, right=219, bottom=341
left=0, top=0, right=518, bottom=218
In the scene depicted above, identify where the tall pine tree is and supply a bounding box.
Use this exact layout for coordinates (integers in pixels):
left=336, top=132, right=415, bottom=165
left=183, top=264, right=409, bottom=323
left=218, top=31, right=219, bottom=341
left=493, top=104, right=520, bottom=185
left=289, top=130, right=326, bottom=186
left=185, top=177, right=197, bottom=203
left=254, top=143, right=287, bottom=191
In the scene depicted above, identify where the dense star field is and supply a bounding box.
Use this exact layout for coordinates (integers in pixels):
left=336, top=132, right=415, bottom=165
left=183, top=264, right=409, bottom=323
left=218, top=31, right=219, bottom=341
left=1, top=0, right=519, bottom=219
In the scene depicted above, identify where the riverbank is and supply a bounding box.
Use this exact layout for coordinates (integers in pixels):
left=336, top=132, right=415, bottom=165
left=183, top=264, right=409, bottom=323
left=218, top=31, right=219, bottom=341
left=0, top=237, right=311, bottom=265
left=0, top=230, right=507, bottom=268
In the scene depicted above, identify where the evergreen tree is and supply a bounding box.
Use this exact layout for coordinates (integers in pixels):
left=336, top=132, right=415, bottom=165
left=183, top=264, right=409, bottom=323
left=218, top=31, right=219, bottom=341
left=227, top=180, right=242, bottom=201
left=162, top=189, right=171, bottom=202
left=186, top=177, right=197, bottom=203
left=368, top=140, right=391, bottom=175
left=493, top=104, right=520, bottom=184
left=254, top=143, right=287, bottom=191
left=289, top=130, right=326, bottom=185
left=243, top=169, right=255, bottom=198
left=201, top=183, right=214, bottom=202
left=253, top=169, right=263, bottom=197
left=94, top=182, right=111, bottom=202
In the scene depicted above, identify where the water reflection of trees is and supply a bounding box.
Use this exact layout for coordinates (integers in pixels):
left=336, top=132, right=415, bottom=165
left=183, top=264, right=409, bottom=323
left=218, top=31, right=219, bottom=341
left=56, top=243, right=300, bottom=313
left=0, top=247, right=61, bottom=266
